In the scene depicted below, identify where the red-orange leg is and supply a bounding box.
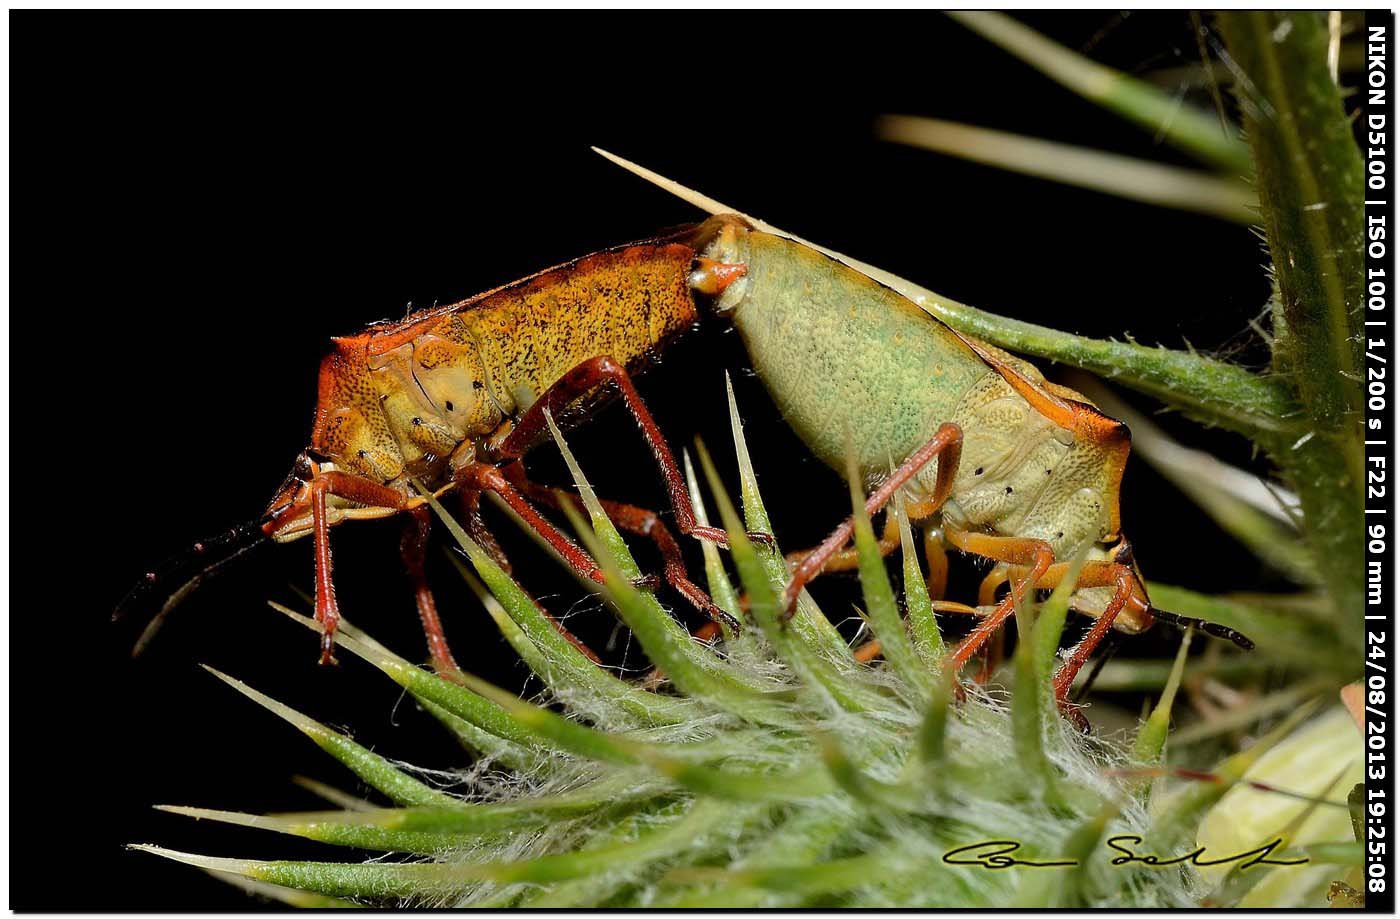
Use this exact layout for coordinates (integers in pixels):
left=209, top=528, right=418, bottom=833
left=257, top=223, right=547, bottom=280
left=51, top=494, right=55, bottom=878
left=931, top=599, right=988, bottom=617
left=780, top=423, right=963, bottom=618
left=978, top=563, right=1011, bottom=607
left=401, top=507, right=461, bottom=677
left=785, top=513, right=901, bottom=575
left=975, top=632, right=1006, bottom=685
left=454, top=462, right=607, bottom=587
left=1048, top=562, right=1137, bottom=705
left=940, top=530, right=1055, bottom=676
left=308, top=471, right=409, bottom=664
left=492, top=355, right=771, bottom=549
left=448, top=464, right=608, bottom=662
left=501, top=462, right=740, bottom=634
left=311, top=486, right=337, bottom=664
left=966, top=563, right=1022, bottom=685
left=923, top=530, right=950, bottom=603
left=459, top=486, right=512, bottom=574
left=853, top=641, right=884, bottom=663
left=947, top=553, right=1140, bottom=730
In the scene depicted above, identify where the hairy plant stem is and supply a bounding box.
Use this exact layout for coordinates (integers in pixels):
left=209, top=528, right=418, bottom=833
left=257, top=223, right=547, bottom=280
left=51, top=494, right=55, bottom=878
left=921, top=294, right=1301, bottom=439
left=1217, top=11, right=1366, bottom=631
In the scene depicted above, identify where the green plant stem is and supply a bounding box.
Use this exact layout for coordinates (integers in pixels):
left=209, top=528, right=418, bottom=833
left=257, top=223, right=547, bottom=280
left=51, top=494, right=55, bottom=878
left=921, top=296, right=1300, bottom=438
left=947, top=11, right=1253, bottom=174
left=878, top=115, right=1258, bottom=224
left=1217, top=11, right=1366, bottom=626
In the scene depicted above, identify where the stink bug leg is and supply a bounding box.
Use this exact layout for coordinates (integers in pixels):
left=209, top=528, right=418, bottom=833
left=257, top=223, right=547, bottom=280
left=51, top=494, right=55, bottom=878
left=400, top=506, right=460, bottom=677
left=779, top=422, right=963, bottom=618
left=451, top=461, right=606, bottom=586
left=940, top=530, right=1057, bottom=678
left=298, top=470, right=410, bottom=664
left=1045, top=561, right=1138, bottom=703
left=785, top=514, right=902, bottom=578
left=501, top=462, right=740, bottom=635
left=491, top=354, right=773, bottom=552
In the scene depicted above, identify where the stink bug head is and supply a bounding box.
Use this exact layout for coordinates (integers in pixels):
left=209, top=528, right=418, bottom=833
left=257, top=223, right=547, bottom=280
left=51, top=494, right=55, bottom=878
left=261, top=450, right=321, bottom=543
left=260, top=449, right=405, bottom=544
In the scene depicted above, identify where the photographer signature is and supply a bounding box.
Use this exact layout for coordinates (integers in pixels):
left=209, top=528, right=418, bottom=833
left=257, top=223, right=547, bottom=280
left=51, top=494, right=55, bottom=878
left=942, top=836, right=1308, bottom=871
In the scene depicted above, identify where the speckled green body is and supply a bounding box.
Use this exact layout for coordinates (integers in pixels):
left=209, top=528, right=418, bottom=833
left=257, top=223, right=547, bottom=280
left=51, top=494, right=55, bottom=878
left=703, top=221, right=1134, bottom=595
left=710, top=229, right=991, bottom=481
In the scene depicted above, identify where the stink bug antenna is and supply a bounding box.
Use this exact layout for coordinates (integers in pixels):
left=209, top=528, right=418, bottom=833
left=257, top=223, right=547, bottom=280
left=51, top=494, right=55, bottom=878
left=114, top=517, right=271, bottom=657
left=1149, top=607, right=1255, bottom=651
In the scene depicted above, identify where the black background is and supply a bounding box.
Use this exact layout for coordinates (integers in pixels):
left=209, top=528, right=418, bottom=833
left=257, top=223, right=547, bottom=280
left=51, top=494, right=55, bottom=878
left=12, top=13, right=1284, bottom=910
